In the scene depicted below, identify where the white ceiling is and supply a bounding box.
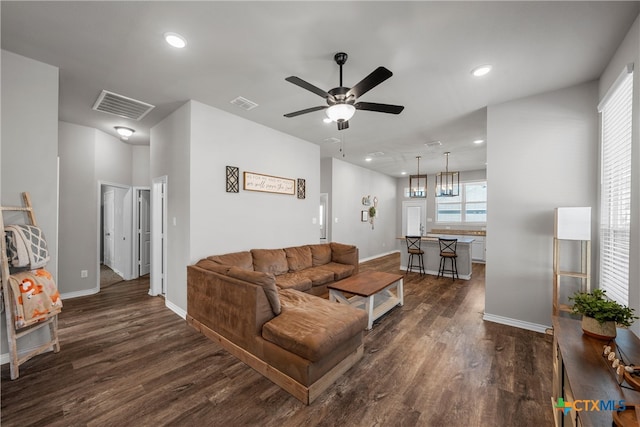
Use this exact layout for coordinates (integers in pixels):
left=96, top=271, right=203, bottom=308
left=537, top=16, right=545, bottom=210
left=2, top=1, right=638, bottom=176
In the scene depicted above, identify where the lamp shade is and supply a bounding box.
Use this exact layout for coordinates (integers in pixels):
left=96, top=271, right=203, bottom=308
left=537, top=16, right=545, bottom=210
left=555, top=207, right=591, bottom=240
left=326, top=104, right=356, bottom=122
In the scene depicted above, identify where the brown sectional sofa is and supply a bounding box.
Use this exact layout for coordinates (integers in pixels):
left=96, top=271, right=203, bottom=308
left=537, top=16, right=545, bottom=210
left=186, top=242, right=367, bottom=404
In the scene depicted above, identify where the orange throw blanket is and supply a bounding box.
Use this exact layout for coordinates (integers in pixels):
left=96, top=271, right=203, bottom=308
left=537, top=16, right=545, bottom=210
left=8, top=269, right=62, bottom=329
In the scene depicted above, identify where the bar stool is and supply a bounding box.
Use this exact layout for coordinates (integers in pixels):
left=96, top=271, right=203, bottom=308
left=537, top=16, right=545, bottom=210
left=405, top=236, right=425, bottom=275
left=437, top=238, right=458, bottom=281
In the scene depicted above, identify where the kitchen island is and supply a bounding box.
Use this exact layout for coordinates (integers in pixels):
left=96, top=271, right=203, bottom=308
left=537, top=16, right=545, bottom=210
left=398, top=235, right=474, bottom=280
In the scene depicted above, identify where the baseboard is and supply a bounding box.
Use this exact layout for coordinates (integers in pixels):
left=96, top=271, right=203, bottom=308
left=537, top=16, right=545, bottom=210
left=482, top=312, right=550, bottom=334
left=360, top=250, right=400, bottom=263
left=165, top=299, right=186, bottom=319
left=60, top=287, right=99, bottom=300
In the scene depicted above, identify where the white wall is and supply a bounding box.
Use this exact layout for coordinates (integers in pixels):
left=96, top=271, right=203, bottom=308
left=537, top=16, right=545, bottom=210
left=58, top=122, right=135, bottom=296
left=150, top=100, right=322, bottom=314
left=598, top=15, right=640, bottom=335
left=329, top=157, right=397, bottom=260
left=485, top=81, right=599, bottom=331
left=132, top=145, right=150, bottom=187
left=1, top=50, right=59, bottom=357
left=150, top=102, right=191, bottom=313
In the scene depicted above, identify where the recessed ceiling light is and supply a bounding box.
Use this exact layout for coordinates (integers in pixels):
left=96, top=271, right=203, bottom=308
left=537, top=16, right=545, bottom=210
left=115, top=126, right=134, bottom=140
left=471, top=65, right=492, bottom=77
left=164, top=32, right=187, bottom=48
left=365, top=157, right=372, bottom=162
left=474, top=139, right=485, bottom=144
left=401, top=171, right=407, bottom=176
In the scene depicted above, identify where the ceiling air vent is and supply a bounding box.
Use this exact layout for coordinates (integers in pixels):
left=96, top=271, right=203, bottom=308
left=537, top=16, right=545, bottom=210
left=230, top=96, right=259, bottom=111
left=425, top=140, right=442, bottom=148
left=92, top=90, right=155, bottom=121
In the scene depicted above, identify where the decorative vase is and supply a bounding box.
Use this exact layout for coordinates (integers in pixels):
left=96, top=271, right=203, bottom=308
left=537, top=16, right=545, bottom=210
left=581, top=315, right=617, bottom=340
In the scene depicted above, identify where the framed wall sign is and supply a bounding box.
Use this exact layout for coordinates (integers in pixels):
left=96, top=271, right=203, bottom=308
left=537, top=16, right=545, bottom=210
left=243, top=171, right=295, bottom=195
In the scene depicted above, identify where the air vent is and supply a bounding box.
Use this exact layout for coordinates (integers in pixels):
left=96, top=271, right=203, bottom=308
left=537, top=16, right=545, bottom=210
left=323, top=137, right=341, bottom=144
left=368, top=151, right=385, bottom=157
left=92, top=90, right=155, bottom=121
left=425, top=140, right=442, bottom=147
left=230, top=96, right=259, bottom=111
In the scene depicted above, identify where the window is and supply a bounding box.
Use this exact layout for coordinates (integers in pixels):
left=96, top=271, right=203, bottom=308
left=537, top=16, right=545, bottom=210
left=598, top=65, right=633, bottom=306
left=436, top=181, right=487, bottom=223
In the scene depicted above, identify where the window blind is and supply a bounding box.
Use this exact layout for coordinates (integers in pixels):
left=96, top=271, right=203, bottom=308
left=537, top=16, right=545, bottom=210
left=598, top=67, right=633, bottom=305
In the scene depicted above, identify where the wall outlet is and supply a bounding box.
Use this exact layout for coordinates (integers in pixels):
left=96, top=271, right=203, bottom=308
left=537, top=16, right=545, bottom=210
left=81, top=270, right=88, bottom=278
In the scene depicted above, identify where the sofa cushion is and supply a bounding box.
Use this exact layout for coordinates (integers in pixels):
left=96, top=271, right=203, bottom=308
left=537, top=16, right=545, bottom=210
left=227, top=266, right=281, bottom=315
left=309, top=244, right=332, bottom=266
left=251, top=249, right=289, bottom=275
left=296, top=267, right=335, bottom=287
left=317, top=262, right=355, bottom=281
left=262, top=289, right=367, bottom=362
left=194, top=259, right=231, bottom=275
left=284, top=246, right=313, bottom=272
left=207, top=251, right=253, bottom=271
left=275, top=272, right=312, bottom=292
left=330, top=242, right=358, bottom=266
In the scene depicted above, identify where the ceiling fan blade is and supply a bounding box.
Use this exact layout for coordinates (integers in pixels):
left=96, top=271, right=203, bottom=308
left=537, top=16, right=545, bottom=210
left=355, top=102, right=404, bottom=114
left=346, top=67, right=393, bottom=99
left=284, top=105, right=327, bottom=118
left=285, top=76, right=332, bottom=99
left=337, top=120, right=349, bottom=131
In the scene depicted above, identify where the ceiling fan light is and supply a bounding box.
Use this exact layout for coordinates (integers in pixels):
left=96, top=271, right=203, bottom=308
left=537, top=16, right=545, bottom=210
left=326, top=104, right=356, bottom=122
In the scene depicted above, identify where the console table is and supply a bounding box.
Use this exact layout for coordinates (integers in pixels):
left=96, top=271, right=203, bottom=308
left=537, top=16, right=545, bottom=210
left=553, top=316, right=640, bottom=426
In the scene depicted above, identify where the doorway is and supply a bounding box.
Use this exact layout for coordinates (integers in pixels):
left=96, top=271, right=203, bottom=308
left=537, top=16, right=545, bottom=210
left=402, top=200, right=426, bottom=236
left=136, top=188, right=151, bottom=277
left=99, top=183, right=133, bottom=287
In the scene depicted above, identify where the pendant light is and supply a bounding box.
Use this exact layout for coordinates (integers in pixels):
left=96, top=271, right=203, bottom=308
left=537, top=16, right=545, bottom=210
left=409, top=156, right=427, bottom=198
left=435, top=152, right=459, bottom=197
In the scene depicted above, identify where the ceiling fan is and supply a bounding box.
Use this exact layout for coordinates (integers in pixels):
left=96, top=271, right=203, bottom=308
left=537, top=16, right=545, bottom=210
left=284, top=52, right=404, bottom=130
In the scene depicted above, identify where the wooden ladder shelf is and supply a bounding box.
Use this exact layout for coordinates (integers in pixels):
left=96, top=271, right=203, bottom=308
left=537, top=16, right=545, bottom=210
left=1, top=192, right=60, bottom=379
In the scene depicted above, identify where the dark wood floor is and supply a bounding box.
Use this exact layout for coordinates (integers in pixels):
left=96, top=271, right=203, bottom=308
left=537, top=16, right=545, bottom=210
left=1, top=253, right=554, bottom=426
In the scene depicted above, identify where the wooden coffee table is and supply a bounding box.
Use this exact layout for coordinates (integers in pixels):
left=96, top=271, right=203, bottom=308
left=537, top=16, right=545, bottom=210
left=328, top=271, right=404, bottom=330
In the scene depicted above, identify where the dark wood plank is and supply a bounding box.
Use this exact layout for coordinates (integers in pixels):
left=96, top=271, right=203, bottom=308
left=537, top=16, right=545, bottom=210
left=1, top=255, right=554, bottom=426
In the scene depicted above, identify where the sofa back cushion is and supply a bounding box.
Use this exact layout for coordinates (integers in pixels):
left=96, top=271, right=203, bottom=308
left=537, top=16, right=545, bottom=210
left=251, top=249, right=289, bottom=276
left=284, top=246, right=313, bottom=272
left=207, top=251, right=253, bottom=270
left=330, top=242, right=358, bottom=266
left=226, top=266, right=281, bottom=315
left=309, top=244, right=332, bottom=266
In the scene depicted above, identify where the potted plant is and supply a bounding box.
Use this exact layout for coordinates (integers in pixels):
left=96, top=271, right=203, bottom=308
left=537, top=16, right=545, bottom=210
left=569, top=289, right=637, bottom=339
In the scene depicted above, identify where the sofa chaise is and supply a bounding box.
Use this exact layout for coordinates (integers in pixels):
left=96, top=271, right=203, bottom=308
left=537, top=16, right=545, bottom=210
left=186, top=242, right=367, bottom=404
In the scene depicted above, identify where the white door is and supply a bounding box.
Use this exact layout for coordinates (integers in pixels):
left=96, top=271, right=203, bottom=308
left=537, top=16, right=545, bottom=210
left=151, top=177, right=167, bottom=296
left=103, top=189, right=115, bottom=269
left=402, top=200, right=427, bottom=237
left=138, top=190, right=151, bottom=276
left=319, top=193, right=328, bottom=241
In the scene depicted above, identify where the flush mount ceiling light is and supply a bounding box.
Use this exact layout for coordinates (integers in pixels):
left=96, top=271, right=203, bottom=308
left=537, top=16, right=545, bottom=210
left=474, top=139, right=485, bottom=144
left=471, top=65, right=492, bottom=77
left=115, top=126, right=135, bottom=140
left=164, top=32, right=187, bottom=48
left=326, top=104, right=356, bottom=123
left=435, top=152, right=460, bottom=197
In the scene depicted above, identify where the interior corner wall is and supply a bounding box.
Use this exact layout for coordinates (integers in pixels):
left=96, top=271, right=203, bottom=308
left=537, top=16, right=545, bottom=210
left=329, top=157, right=397, bottom=260
left=1, top=50, right=59, bottom=358
left=150, top=101, right=191, bottom=313
left=598, top=13, right=640, bottom=335
left=485, top=81, right=599, bottom=330
left=189, top=100, right=320, bottom=259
